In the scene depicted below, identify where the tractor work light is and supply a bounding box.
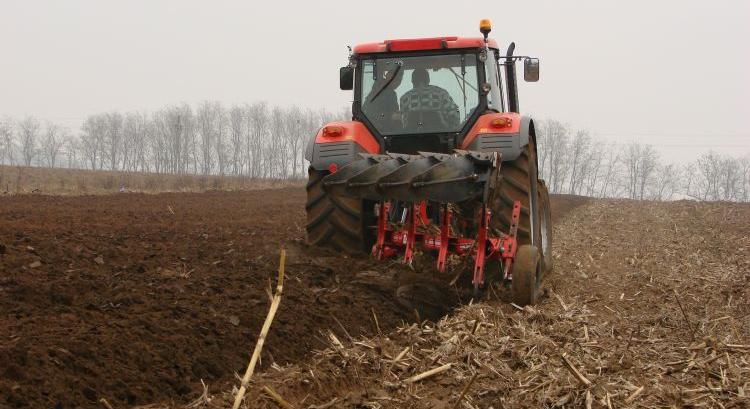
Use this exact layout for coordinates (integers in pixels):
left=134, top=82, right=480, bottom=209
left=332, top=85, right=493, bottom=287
left=490, top=117, right=512, bottom=128
left=322, top=125, right=344, bottom=137
left=480, top=19, right=492, bottom=36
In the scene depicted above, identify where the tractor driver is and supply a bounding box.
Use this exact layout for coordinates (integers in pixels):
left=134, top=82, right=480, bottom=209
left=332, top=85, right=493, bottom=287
left=399, top=68, right=460, bottom=131
left=364, top=66, right=403, bottom=133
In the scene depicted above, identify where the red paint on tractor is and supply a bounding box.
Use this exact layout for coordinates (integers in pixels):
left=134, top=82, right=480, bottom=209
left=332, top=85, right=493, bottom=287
left=354, top=37, right=499, bottom=54
left=314, top=121, right=381, bottom=154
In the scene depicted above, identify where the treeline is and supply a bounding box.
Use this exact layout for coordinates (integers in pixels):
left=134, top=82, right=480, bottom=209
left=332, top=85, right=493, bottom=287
left=0, top=102, right=349, bottom=179
left=0, top=108, right=748, bottom=202
left=535, top=119, right=750, bottom=202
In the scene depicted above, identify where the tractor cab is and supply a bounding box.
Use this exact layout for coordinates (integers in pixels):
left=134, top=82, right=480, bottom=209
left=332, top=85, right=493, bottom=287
left=339, top=21, right=539, bottom=154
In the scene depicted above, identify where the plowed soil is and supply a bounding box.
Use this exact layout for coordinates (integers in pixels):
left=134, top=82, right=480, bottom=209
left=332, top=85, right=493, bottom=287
left=0, top=189, right=475, bottom=408
left=2, top=189, right=671, bottom=409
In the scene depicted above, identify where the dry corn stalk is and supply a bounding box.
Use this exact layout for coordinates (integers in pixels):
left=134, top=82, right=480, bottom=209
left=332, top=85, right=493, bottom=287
left=232, top=249, right=286, bottom=409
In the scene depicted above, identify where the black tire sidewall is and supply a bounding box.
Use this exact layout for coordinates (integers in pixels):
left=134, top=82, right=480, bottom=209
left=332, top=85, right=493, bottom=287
left=527, top=144, right=543, bottom=287
left=538, top=181, right=553, bottom=273
left=306, top=167, right=370, bottom=253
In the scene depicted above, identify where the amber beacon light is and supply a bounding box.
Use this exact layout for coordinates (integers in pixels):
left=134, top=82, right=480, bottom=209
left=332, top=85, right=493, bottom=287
left=479, top=19, right=492, bottom=40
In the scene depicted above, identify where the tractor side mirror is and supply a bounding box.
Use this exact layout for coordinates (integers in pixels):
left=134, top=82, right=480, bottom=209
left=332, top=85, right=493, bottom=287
left=340, top=66, right=354, bottom=90
left=523, top=58, right=539, bottom=82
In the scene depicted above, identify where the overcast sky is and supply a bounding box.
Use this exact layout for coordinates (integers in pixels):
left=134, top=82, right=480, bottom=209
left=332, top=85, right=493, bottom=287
left=1, top=0, right=748, bottom=163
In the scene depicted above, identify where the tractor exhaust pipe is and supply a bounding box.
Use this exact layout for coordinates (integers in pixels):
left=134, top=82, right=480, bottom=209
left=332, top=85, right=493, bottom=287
left=505, top=42, right=519, bottom=113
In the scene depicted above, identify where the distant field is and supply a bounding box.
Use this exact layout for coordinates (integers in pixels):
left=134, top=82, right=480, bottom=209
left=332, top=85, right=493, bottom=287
left=0, top=165, right=301, bottom=195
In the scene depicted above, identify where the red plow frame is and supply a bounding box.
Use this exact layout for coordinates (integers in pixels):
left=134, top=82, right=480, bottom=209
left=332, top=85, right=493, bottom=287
left=372, top=199, right=522, bottom=287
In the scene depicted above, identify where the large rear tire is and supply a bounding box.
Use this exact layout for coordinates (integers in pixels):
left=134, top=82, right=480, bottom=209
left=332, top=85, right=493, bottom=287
left=489, top=143, right=541, bottom=247
left=306, top=167, right=370, bottom=253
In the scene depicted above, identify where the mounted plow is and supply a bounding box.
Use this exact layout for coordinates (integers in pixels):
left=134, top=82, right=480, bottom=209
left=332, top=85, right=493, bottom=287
left=322, top=150, right=523, bottom=293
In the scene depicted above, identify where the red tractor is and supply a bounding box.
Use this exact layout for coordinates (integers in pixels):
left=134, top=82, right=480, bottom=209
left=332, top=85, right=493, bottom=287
left=304, top=20, right=552, bottom=305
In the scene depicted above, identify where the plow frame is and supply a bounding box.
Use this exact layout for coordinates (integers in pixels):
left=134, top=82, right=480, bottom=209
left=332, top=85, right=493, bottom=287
left=371, top=198, right=522, bottom=288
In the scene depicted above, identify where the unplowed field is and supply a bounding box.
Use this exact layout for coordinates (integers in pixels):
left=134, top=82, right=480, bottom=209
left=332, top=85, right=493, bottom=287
left=1, top=190, right=747, bottom=408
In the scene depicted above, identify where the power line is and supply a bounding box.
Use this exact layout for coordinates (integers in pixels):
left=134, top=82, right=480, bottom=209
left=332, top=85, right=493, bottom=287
left=607, top=142, right=750, bottom=148
left=595, top=132, right=749, bottom=137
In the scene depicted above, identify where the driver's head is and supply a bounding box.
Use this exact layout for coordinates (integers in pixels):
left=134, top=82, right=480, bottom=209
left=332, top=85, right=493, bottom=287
left=412, top=68, right=430, bottom=88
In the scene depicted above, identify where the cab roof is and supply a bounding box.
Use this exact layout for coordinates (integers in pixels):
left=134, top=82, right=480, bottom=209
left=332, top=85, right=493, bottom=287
left=353, top=36, right=499, bottom=54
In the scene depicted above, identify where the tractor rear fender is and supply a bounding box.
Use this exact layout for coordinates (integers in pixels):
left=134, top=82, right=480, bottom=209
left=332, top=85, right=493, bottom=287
left=461, top=113, right=536, bottom=162
left=305, top=121, right=381, bottom=170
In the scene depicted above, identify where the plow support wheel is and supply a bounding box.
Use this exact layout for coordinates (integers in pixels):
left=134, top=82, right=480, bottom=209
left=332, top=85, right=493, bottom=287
left=511, top=245, right=541, bottom=306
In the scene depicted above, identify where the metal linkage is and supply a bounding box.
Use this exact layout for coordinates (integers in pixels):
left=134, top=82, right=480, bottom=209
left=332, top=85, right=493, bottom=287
left=501, top=200, right=522, bottom=279
left=372, top=201, right=390, bottom=259
left=403, top=203, right=419, bottom=265
left=472, top=205, right=491, bottom=286
left=436, top=204, right=451, bottom=272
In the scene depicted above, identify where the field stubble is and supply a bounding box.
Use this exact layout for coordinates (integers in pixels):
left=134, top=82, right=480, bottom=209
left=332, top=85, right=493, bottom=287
left=227, top=198, right=749, bottom=408
left=0, top=186, right=747, bottom=408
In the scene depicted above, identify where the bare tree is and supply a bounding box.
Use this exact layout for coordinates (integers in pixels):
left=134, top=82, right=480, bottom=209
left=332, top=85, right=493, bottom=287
left=582, top=142, right=606, bottom=197
left=649, top=163, right=680, bottom=200
left=8, top=108, right=749, bottom=202
left=247, top=102, right=269, bottom=178
left=567, top=129, right=591, bottom=195
left=684, top=151, right=750, bottom=201
left=179, top=105, right=197, bottom=175
left=41, top=122, right=65, bottom=168
left=739, top=156, right=750, bottom=202
left=229, top=105, right=246, bottom=175
left=284, top=106, right=304, bottom=177
left=18, top=116, right=40, bottom=166
left=544, top=120, right=569, bottom=193
left=65, top=135, right=80, bottom=168
left=269, top=107, right=286, bottom=178
left=0, top=117, right=14, bottom=165
left=105, top=112, right=123, bottom=170
left=196, top=102, right=213, bottom=175
left=622, top=142, right=658, bottom=200
left=719, top=155, right=741, bottom=201
left=637, top=145, right=658, bottom=200
left=692, top=151, right=722, bottom=200
left=214, top=104, right=228, bottom=176
left=598, top=147, right=621, bottom=198
left=81, top=114, right=108, bottom=169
